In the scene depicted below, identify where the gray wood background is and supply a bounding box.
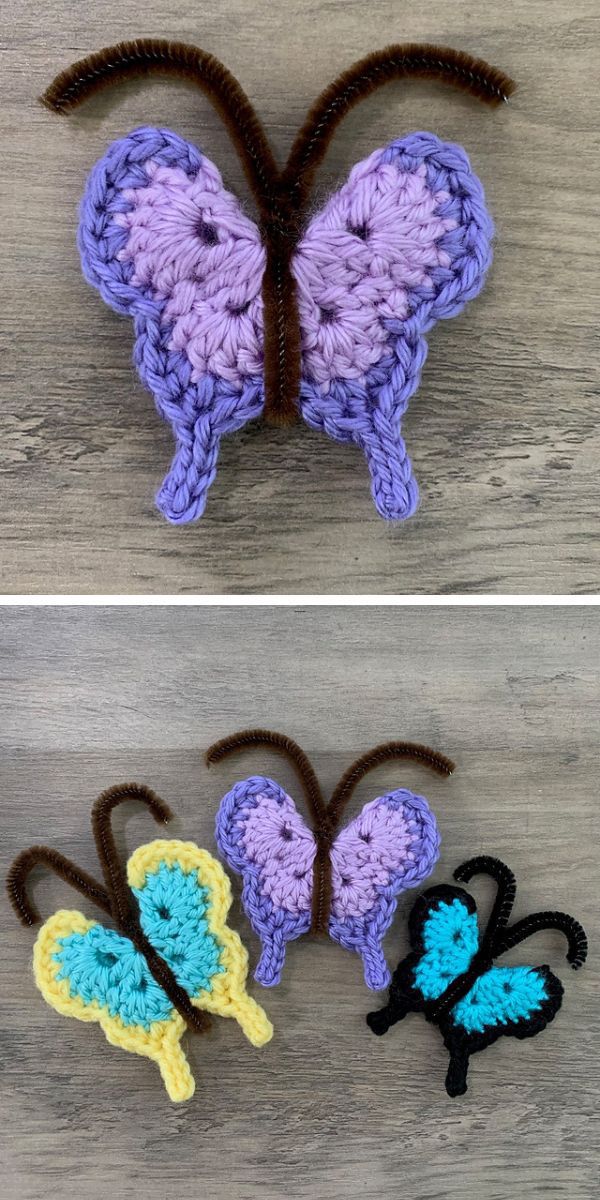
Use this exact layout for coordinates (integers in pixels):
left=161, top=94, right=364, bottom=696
left=2, top=1, right=599, bottom=594
left=1, top=605, right=598, bottom=1198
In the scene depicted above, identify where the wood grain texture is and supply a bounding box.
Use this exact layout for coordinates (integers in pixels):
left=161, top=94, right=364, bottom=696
left=1, top=606, right=598, bottom=1198
left=1, top=0, right=599, bottom=593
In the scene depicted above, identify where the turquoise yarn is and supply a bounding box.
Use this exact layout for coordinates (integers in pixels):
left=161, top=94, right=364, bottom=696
left=413, top=898, right=479, bottom=1000
left=54, top=924, right=174, bottom=1028
left=133, top=861, right=224, bottom=995
left=54, top=860, right=225, bottom=1029
left=452, top=965, right=549, bottom=1035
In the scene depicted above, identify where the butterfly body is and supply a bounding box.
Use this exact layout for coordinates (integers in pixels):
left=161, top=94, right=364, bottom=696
left=367, top=859, right=587, bottom=1096
left=79, top=126, right=492, bottom=523
left=215, top=770, right=441, bottom=989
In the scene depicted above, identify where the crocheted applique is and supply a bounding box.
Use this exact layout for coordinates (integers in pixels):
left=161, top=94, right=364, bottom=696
left=207, top=730, right=454, bottom=989
left=367, top=855, right=588, bottom=1096
left=7, top=784, right=272, bottom=1101
left=43, top=40, right=514, bottom=523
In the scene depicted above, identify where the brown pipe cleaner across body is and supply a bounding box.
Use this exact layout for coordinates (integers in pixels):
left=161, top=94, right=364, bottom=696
left=210, top=730, right=454, bottom=988
left=8, top=783, right=211, bottom=1032
left=41, top=41, right=515, bottom=523
left=42, top=41, right=514, bottom=425
left=7, top=785, right=274, bottom=1100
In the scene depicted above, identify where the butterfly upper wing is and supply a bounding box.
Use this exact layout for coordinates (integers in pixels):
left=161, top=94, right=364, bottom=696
left=409, top=888, right=481, bottom=1001
left=127, top=839, right=272, bottom=1045
left=215, top=776, right=317, bottom=985
left=79, top=126, right=265, bottom=523
left=34, top=909, right=193, bottom=1101
left=329, top=788, right=441, bottom=989
left=293, top=132, right=493, bottom=519
left=371, top=884, right=567, bottom=1094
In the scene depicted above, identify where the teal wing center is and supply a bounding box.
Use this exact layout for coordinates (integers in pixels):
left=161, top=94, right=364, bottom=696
left=133, top=861, right=225, bottom=995
left=450, top=965, right=550, bottom=1034
left=53, top=861, right=225, bottom=1029
left=54, top=924, right=175, bottom=1028
left=412, top=898, right=480, bottom=1001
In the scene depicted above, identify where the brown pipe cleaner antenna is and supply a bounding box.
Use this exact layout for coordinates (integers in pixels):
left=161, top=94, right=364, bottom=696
left=91, top=781, right=172, bottom=928
left=206, top=730, right=453, bottom=936
left=328, top=740, right=455, bottom=826
left=7, top=846, right=112, bottom=925
left=7, top=783, right=211, bottom=1034
left=41, top=39, right=279, bottom=212
left=283, top=44, right=515, bottom=204
left=42, top=41, right=514, bottom=427
left=206, top=729, right=327, bottom=825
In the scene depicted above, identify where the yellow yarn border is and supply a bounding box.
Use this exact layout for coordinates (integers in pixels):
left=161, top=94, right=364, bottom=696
left=32, top=840, right=272, bottom=1102
left=127, top=840, right=273, bottom=1048
left=33, top=910, right=193, bottom=1101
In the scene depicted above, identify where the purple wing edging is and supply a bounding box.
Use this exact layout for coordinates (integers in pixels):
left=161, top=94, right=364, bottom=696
left=299, top=131, right=494, bottom=521
left=215, top=776, right=312, bottom=987
left=215, top=777, right=441, bottom=992
left=78, top=126, right=264, bottom=525
left=328, top=789, right=441, bottom=991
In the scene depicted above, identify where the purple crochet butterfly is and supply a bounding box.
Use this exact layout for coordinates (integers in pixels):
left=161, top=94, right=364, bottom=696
left=207, top=733, right=454, bottom=989
left=79, top=127, right=493, bottom=523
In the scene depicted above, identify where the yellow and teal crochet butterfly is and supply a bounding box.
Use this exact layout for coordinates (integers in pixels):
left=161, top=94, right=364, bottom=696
left=7, top=784, right=273, bottom=1101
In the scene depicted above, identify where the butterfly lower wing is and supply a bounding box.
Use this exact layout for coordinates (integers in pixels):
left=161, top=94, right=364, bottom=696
left=440, top=962, right=564, bottom=1094
left=127, top=839, right=272, bottom=1045
left=79, top=126, right=265, bottom=522
left=329, top=789, right=441, bottom=989
left=33, top=910, right=193, bottom=1100
left=215, top=777, right=317, bottom=985
left=293, top=133, right=493, bottom=519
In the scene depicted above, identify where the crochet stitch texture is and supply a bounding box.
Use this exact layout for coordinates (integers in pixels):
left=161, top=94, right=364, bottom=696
left=33, top=841, right=273, bottom=1100
left=7, top=786, right=273, bottom=1103
left=367, top=856, right=588, bottom=1096
left=79, top=128, right=492, bottom=522
left=218, top=777, right=440, bottom=989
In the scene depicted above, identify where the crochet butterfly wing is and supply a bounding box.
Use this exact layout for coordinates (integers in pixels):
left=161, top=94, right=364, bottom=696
left=215, top=776, right=315, bottom=986
left=328, top=788, right=440, bottom=988
left=388, top=887, right=563, bottom=1094
left=79, top=126, right=266, bottom=523
left=294, top=133, right=493, bottom=519
left=215, top=777, right=439, bottom=988
left=81, top=127, right=491, bottom=522
left=33, top=839, right=272, bottom=1100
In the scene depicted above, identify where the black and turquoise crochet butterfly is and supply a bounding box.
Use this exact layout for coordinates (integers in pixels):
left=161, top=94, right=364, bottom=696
left=367, top=855, right=587, bottom=1096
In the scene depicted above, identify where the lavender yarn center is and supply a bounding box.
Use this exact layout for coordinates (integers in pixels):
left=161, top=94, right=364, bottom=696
left=115, top=157, right=266, bottom=386
left=241, top=791, right=418, bottom=920
left=79, top=126, right=493, bottom=523
left=115, top=150, right=455, bottom=394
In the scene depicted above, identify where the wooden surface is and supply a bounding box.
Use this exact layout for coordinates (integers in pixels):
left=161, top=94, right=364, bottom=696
left=1, top=1, right=599, bottom=594
left=1, top=605, right=598, bottom=1198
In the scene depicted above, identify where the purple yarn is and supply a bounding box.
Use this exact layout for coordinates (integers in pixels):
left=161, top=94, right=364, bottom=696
left=299, top=134, right=494, bottom=520
left=79, top=127, right=493, bottom=522
left=78, top=127, right=264, bottom=523
left=215, top=775, right=440, bottom=989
